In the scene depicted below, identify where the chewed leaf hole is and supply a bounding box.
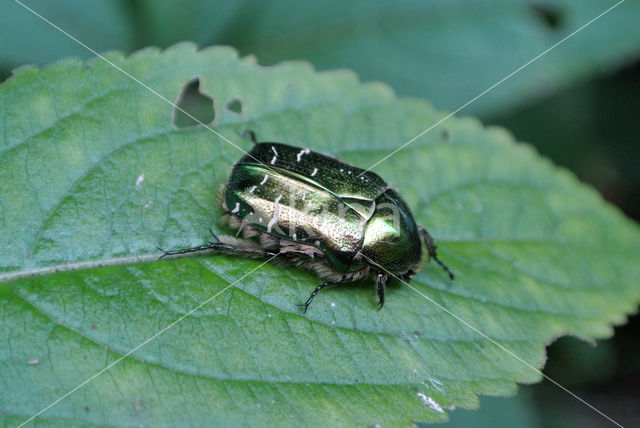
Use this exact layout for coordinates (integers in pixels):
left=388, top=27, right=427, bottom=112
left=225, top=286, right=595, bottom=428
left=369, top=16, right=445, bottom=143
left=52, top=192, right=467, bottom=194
left=173, top=78, right=215, bottom=128
left=226, top=98, right=243, bottom=114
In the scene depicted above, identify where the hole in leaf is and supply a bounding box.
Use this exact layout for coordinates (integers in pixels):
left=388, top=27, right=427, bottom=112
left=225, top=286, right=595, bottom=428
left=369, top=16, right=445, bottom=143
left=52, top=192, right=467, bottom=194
left=173, top=78, right=215, bottom=128
left=226, top=98, right=243, bottom=114
left=531, top=5, right=563, bottom=30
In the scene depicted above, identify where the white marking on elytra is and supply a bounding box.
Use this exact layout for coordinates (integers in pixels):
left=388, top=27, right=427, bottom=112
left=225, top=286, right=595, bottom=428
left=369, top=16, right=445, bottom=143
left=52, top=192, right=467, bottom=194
left=301, top=190, right=307, bottom=201
left=260, top=174, right=268, bottom=185
left=249, top=185, right=257, bottom=194
left=267, top=194, right=283, bottom=233
left=417, top=393, right=444, bottom=413
left=271, top=146, right=278, bottom=157
left=340, top=168, right=344, bottom=172
left=311, top=167, right=318, bottom=177
left=231, top=202, right=240, bottom=214
left=296, top=148, right=310, bottom=162
left=270, top=156, right=277, bottom=165
left=135, top=173, right=144, bottom=189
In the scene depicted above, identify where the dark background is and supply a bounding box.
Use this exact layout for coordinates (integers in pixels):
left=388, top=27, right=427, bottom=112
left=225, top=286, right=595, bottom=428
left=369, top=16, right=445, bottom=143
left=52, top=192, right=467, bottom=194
left=1, top=1, right=637, bottom=426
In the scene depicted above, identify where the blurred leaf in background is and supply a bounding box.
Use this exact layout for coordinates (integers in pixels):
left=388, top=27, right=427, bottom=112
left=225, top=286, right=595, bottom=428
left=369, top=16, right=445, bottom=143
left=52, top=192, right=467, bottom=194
left=0, top=0, right=134, bottom=70
left=1, top=0, right=639, bottom=426
left=3, top=1, right=640, bottom=118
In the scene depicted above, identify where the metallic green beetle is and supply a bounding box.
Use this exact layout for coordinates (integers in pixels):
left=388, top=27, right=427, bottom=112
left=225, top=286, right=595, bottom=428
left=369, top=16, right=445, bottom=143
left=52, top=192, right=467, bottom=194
left=162, top=132, right=453, bottom=311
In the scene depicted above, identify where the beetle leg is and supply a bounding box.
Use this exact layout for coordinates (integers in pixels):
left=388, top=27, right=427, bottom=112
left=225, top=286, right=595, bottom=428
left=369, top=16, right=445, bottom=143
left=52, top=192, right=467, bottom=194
left=376, top=272, right=388, bottom=310
left=418, top=226, right=455, bottom=281
left=399, top=269, right=416, bottom=281
left=160, top=231, right=277, bottom=259
left=298, top=275, right=347, bottom=314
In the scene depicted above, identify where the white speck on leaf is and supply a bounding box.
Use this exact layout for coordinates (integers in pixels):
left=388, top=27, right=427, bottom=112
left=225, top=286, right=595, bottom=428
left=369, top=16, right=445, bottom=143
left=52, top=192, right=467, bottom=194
left=27, top=359, right=40, bottom=365
left=135, top=173, right=144, bottom=189
left=330, top=302, right=336, bottom=308
left=417, top=393, right=444, bottom=413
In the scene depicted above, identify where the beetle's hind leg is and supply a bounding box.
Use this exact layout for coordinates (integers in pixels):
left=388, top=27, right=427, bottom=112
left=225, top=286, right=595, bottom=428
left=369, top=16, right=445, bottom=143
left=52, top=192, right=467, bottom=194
left=159, top=229, right=277, bottom=259
left=419, top=226, right=455, bottom=281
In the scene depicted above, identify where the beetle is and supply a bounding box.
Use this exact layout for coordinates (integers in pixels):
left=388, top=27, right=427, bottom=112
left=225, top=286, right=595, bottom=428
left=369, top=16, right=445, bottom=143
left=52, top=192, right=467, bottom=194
left=162, top=131, right=453, bottom=312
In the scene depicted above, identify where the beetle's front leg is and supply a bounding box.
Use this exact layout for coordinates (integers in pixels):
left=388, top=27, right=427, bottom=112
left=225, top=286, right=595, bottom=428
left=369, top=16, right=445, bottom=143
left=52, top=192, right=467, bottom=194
left=418, top=226, right=455, bottom=281
left=376, top=272, right=388, bottom=309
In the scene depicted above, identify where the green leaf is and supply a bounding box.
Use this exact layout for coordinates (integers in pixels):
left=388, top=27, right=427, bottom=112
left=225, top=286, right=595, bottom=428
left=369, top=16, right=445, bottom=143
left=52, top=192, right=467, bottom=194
left=1, top=44, right=638, bottom=427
